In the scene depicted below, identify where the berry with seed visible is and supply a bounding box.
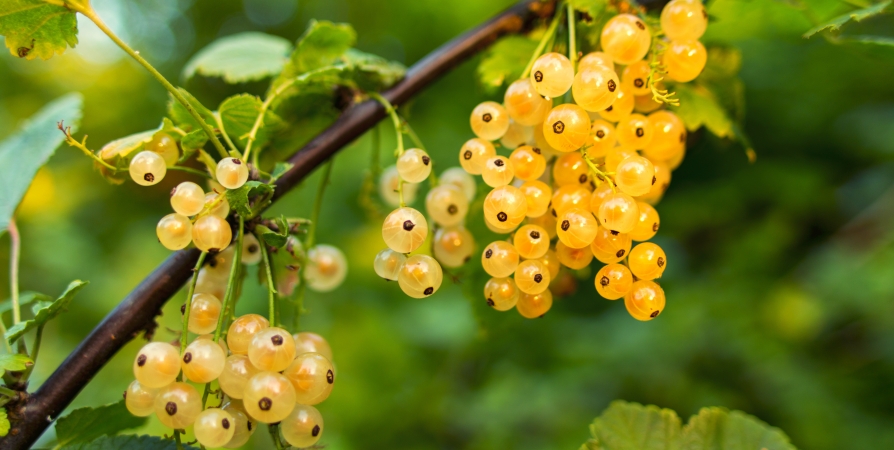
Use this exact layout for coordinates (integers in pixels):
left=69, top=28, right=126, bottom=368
left=157, top=213, right=192, bottom=250
left=484, top=277, right=520, bottom=311
left=227, top=314, right=270, bottom=355
left=597, top=192, right=639, bottom=233
left=481, top=155, right=515, bottom=187
left=595, top=263, right=634, bottom=300
left=530, top=52, right=574, bottom=98
left=283, top=352, right=335, bottom=405
left=504, top=79, right=551, bottom=126
left=590, top=227, right=633, bottom=264
left=217, top=157, right=249, bottom=190
left=194, top=408, right=236, bottom=448
left=629, top=202, right=660, bottom=241
left=622, top=61, right=652, bottom=96
left=617, top=113, right=654, bottom=150
left=628, top=242, right=667, bottom=280
left=552, top=152, right=590, bottom=187
left=374, top=248, right=407, bottom=281
left=398, top=254, right=444, bottom=298
left=397, top=148, right=433, bottom=183
left=514, top=224, right=550, bottom=259
left=243, top=371, right=297, bottom=423
left=133, top=342, right=180, bottom=388
left=382, top=207, right=428, bottom=253
left=222, top=404, right=255, bottom=448
left=458, top=138, right=497, bottom=175
left=219, top=354, right=262, bottom=399
left=154, top=382, right=202, bottom=429
left=557, top=208, right=600, bottom=249
left=170, top=182, right=205, bottom=216
left=241, top=233, right=262, bottom=265
left=598, top=86, right=635, bottom=123
left=542, top=104, right=591, bottom=152
left=181, top=337, right=226, bottom=383
left=517, top=291, right=553, bottom=319
left=471, top=101, right=510, bottom=141
left=600, top=14, right=652, bottom=65
left=615, top=155, right=655, bottom=197
left=515, top=259, right=550, bottom=295
left=192, top=215, right=233, bottom=253
left=281, top=404, right=325, bottom=448
left=129, top=151, right=166, bottom=186
left=625, top=280, right=666, bottom=320
left=586, top=120, right=617, bottom=159
left=482, top=241, right=520, bottom=278
left=483, top=185, right=528, bottom=232
left=509, top=145, right=546, bottom=181
left=572, top=65, right=621, bottom=112
left=248, top=327, right=297, bottom=372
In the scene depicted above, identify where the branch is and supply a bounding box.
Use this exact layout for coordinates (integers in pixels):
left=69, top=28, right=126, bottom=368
left=0, top=1, right=553, bottom=447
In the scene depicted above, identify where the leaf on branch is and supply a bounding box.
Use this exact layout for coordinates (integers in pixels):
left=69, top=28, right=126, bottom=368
left=179, top=129, right=208, bottom=163
left=269, top=162, right=294, bottom=182
left=476, top=35, right=538, bottom=94
left=0, top=291, right=51, bottom=315
left=0, top=93, right=82, bottom=232
left=0, top=354, right=33, bottom=375
left=182, top=32, right=293, bottom=83
left=342, top=48, right=406, bottom=91
left=568, top=0, right=608, bottom=18
left=98, top=130, right=157, bottom=162
left=256, top=216, right=289, bottom=248
left=589, top=400, right=683, bottom=450
left=54, top=401, right=146, bottom=447
left=803, top=1, right=891, bottom=38
left=59, top=434, right=200, bottom=450
left=226, top=181, right=274, bottom=217
left=5, top=280, right=88, bottom=344
left=0, top=0, right=78, bottom=60
left=671, top=83, right=734, bottom=139
left=218, top=94, right=284, bottom=151
left=287, top=20, right=357, bottom=76
left=681, top=407, right=797, bottom=450
left=167, top=88, right=216, bottom=132
left=0, top=408, right=8, bottom=437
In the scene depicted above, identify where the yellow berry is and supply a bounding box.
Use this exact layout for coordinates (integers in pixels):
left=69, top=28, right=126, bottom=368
left=527, top=214, right=558, bottom=240
left=598, top=86, right=635, bottom=123
left=398, top=254, right=443, bottom=298
left=426, top=185, right=469, bottom=227
left=615, top=155, right=655, bottom=197
left=664, top=39, right=707, bottom=82
left=133, top=342, right=180, bottom=389
left=187, top=292, right=220, bottom=335
left=439, top=167, right=477, bottom=201
left=181, top=337, right=226, bottom=383
left=643, top=110, right=686, bottom=161
left=382, top=207, right=428, bottom=253
left=283, top=352, right=335, bottom=405
left=578, top=51, right=615, bottom=72
left=397, top=148, right=433, bottom=183
left=194, top=408, right=236, bottom=448
left=572, top=65, right=620, bottom=112
left=482, top=241, right=520, bottom=278
left=600, top=14, right=651, bottom=65
left=551, top=185, right=591, bottom=218
left=622, top=60, right=652, bottom=96
left=590, top=227, right=632, bottom=264
left=481, top=155, right=515, bottom=187
left=515, top=259, right=550, bottom=295
left=222, top=404, right=255, bottom=448
left=542, top=104, right=591, bottom=152
left=471, top=101, right=510, bottom=141
left=281, top=404, right=324, bottom=448
left=595, top=263, right=634, bottom=300
left=483, top=185, right=527, bottom=232
left=154, top=382, right=202, bottom=429
left=243, top=371, right=297, bottom=423
left=217, top=157, right=250, bottom=190
left=157, top=213, right=192, bottom=251
left=204, top=191, right=230, bottom=218
left=555, top=240, right=594, bottom=269
left=661, top=0, right=708, bottom=41
left=459, top=138, right=497, bottom=175
left=192, top=215, right=233, bottom=253
left=597, top=192, right=639, bottom=233
left=129, top=151, right=166, bottom=186
left=509, top=145, right=546, bottom=181
left=586, top=119, right=617, bottom=159
left=379, top=165, right=419, bottom=207
left=553, top=152, right=590, bottom=187
left=374, top=248, right=406, bottom=281
left=589, top=184, right=614, bottom=212
left=504, top=79, right=551, bottom=126
left=170, top=182, right=205, bottom=216
left=125, top=380, right=158, bottom=417
left=519, top=180, right=552, bottom=218
left=637, top=160, right=672, bottom=204
left=625, top=280, right=666, bottom=320
left=617, top=113, right=654, bottom=150
left=530, top=52, right=574, bottom=98
left=628, top=242, right=667, bottom=280
left=219, top=354, right=262, bottom=399
left=557, top=207, right=600, bottom=249
left=629, top=202, right=660, bottom=241
left=484, top=277, right=520, bottom=311
left=305, top=244, right=348, bottom=292
left=432, top=226, right=476, bottom=268
left=514, top=224, right=550, bottom=259
left=227, top=314, right=270, bottom=355
left=517, top=291, right=553, bottom=318
left=501, top=119, right=534, bottom=149
left=248, top=327, right=296, bottom=372
left=147, top=132, right=179, bottom=166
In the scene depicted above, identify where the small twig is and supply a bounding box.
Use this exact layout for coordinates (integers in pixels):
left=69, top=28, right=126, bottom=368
left=213, top=217, right=245, bottom=342
left=57, top=122, right=119, bottom=172
left=8, top=219, right=21, bottom=325
left=521, top=1, right=565, bottom=79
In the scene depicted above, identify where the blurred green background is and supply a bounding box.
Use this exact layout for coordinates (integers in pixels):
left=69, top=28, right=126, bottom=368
left=2, top=0, right=894, bottom=448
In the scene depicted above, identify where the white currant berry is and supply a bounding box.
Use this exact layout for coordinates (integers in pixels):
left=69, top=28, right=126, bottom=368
left=241, top=233, right=262, bottom=265
left=374, top=248, right=407, bottom=281
left=439, top=167, right=477, bottom=201
left=187, top=292, right=221, bottom=335
left=216, top=157, right=249, bottom=190
left=382, top=207, right=428, bottom=253
left=181, top=337, right=226, bottom=383
left=170, top=181, right=205, bottom=216
left=248, top=327, right=297, bottom=373
left=379, top=165, right=419, bottom=206
left=426, top=185, right=469, bottom=227
left=219, top=354, right=262, bottom=399
left=281, top=404, right=324, bottom=448
left=192, top=215, right=233, bottom=252
left=156, top=213, right=193, bottom=250
left=125, top=380, right=159, bottom=417
left=305, top=244, right=348, bottom=292
left=243, top=371, right=297, bottom=423
left=397, top=148, right=433, bottom=183
left=154, top=382, right=202, bottom=429
left=133, top=342, right=180, bottom=388
left=129, top=151, right=166, bottom=186
left=194, top=408, right=236, bottom=448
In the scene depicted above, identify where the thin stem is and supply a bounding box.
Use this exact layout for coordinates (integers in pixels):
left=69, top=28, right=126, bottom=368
left=305, top=160, right=334, bottom=250
left=167, top=165, right=212, bottom=179
left=213, top=218, right=244, bottom=342
left=57, top=124, right=119, bottom=172
left=370, top=93, right=407, bottom=207
left=19, top=325, right=42, bottom=383
left=402, top=119, right=426, bottom=152
left=520, top=3, right=565, bottom=80
left=75, top=5, right=229, bottom=159
left=268, top=424, right=285, bottom=450
left=174, top=430, right=183, bottom=450
left=259, top=240, right=278, bottom=326
left=0, top=385, right=17, bottom=398
left=214, top=113, right=240, bottom=154
left=8, top=219, right=20, bottom=325
left=567, top=2, right=577, bottom=69
left=243, top=78, right=299, bottom=162
left=179, top=252, right=207, bottom=379
left=581, top=150, right=616, bottom=193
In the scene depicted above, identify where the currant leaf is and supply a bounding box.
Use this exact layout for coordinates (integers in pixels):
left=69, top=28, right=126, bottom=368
left=0, top=291, right=51, bottom=315
left=167, top=88, right=216, bottom=132
left=0, top=0, right=78, bottom=60
left=568, top=0, right=608, bottom=19
left=182, top=32, right=293, bottom=83
left=803, top=0, right=891, bottom=38
left=0, top=408, right=8, bottom=438
left=269, top=162, right=294, bottom=182
left=256, top=219, right=288, bottom=248
left=225, top=181, right=274, bottom=217
left=588, top=400, right=683, bottom=450
left=286, top=20, right=356, bottom=76
left=98, top=130, right=157, bottom=162
left=681, top=407, right=797, bottom=450
left=0, top=354, right=32, bottom=374
left=0, top=93, right=82, bottom=232
left=476, top=35, right=538, bottom=94
left=5, top=280, right=88, bottom=344
left=54, top=401, right=146, bottom=447
left=671, top=83, right=734, bottom=138
left=178, top=129, right=208, bottom=164
left=58, top=434, right=200, bottom=450
left=218, top=94, right=284, bottom=151
left=342, top=48, right=406, bottom=91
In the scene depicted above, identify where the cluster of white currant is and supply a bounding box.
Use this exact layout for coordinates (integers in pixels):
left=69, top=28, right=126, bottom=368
left=126, top=316, right=335, bottom=449
left=458, top=0, right=708, bottom=320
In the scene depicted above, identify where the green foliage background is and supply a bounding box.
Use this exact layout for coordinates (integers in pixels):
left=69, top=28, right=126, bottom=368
left=2, top=0, right=894, bottom=448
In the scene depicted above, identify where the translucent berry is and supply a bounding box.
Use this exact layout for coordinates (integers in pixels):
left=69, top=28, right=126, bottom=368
left=589, top=184, right=614, bottom=212
left=598, top=86, right=635, bottom=123
left=530, top=52, right=574, bottom=98
left=195, top=268, right=227, bottom=300
left=195, top=408, right=236, bottom=448
left=597, top=192, right=639, bottom=233
left=617, top=113, right=654, bottom=149
left=517, top=290, right=553, bottom=318
left=634, top=93, right=664, bottom=114
left=586, top=119, right=617, bottom=159
left=664, top=39, right=707, bottom=82
left=603, top=146, right=639, bottom=173
left=181, top=337, right=226, bottom=383
left=397, top=148, right=433, bottom=183
left=294, top=332, right=333, bottom=362
left=629, top=202, right=660, bottom=241
left=283, top=353, right=335, bottom=405
left=125, top=380, right=158, bottom=417
left=219, top=354, right=262, bottom=399
left=481, top=155, right=515, bottom=187
left=509, top=145, right=546, bottom=181
left=643, top=111, right=686, bottom=161
left=638, top=160, right=672, bottom=204
left=133, top=342, right=180, bottom=389
left=222, top=404, right=255, bottom=448
left=170, top=182, right=205, bottom=216
left=501, top=119, right=534, bottom=149
left=667, top=144, right=686, bottom=171
left=528, top=214, right=558, bottom=240
left=216, top=157, right=249, bottom=190
left=227, top=314, right=270, bottom=355
left=482, top=241, right=520, bottom=278
left=244, top=371, right=297, bottom=423
left=248, top=327, right=297, bottom=373
left=186, top=292, right=220, bottom=335
left=600, top=14, right=652, bottom=65
left=578, top=52, right=615, bottom=72
left=305, top=244, right=348, bottom=292
left=459, top=138, right=497, bottom=175
left=542, top=104, right=591, bottom=152
left=532, top=122, right=561, bottom=156
left=147, top=132, right=179, bottom=166
left=551, top=185, right=591, bottom=218
left=661, top=0, right=708, bottom=41
left=398, top=254, right=443, bottom=298
left=156, top=213, right=192, bottom=251
left=129, top=151, right=166, bottom=186
left=621, top=60, right=652, bottom=96
left=615, top=155, right=655, bottom=197
left=439, top=167, right=477, bottom=201
left=514, top=224, right=550, bottom=259
left=555, top=239, right=594, bottom=269
left=192, top=215, right=233, bottom=252
left=519, top=180, right=552, bottom=218
left=379, top=165, right=419, bottom=206
left=433, top=227, right=476, bottom=268
left=154, top=382, right=202, bottom=429
left=483, top=185, right=527, bottom=232
left=628, top=242, right=667, bottom=280
left=204, top=245, right=235, bottom=280
left=553, top=152, right=590, bottom=187
left=595, top=263, right=634, bottom=300
left=515, top=259, right=550, bottom=295
left=382, top=207, right=428, bottom=253
left=625, top=280, right=666, bottom=320
left=572, top=65, right=620, bottom=112
left=281, top=404, right=324, bottom=448
left=374, top=248, right=407, bottom=281
left=204, top=191, right=230, bottom=219
left=504, top=79, right=551, bottom=126
left=590, top=227, right=633, bottom=264
left=557, top=208, right=600, bottom=249
left=470, top=101, right=510, bottom=141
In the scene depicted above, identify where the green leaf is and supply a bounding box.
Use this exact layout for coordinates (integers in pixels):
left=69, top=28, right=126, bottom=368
left=256, top=216, right=288, bottom=248
left=179, top=129, right=208, bottom=163
left=60, top=435, right=199, bottom=450
left=97, top=129, right=157, bottom=162
left=569, top=0, right=608, bottom=18
left=589, top=401, right=683, bottom=450
left=167, top=88, right=216, bottom=132
left=0, top=354, right=32, bottom=374
left=0, top=408, right=8, bottom=437
left=476, top=35, right=538, bottom=94
left=342, top=48, right=406, bottom=91
left=182, top=32, right=292, bottom=83
left=580, top=439, right=603, bottom=450
left=5, top=280, right=88, bottom=344
left=0, top=0, right=78, bottom=60
left=0, top=93, right=82, bottom=231
left=269, top=162, right=294, bottom=181
left=803, top=1, right=891, bottom=38
left=218, top=94, right=283, bottom=151
left=289, top=20, right=356, bottom=75
left=55, top=401, right=147, bottom=447
left=0, top=291, right=51, bottom=315
left=225, top=181, right=274, bottom=217
left=681, top=407, right=797, bottom=450
left=671, top=84, right=734, bottom=138
left=699, top=46, right=742, bottom=82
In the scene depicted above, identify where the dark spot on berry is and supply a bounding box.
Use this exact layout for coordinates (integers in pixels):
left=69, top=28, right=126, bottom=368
left=170, top=187, right=177, bottom=197
left=530, top=230, right=540, bottom=239
left=448, top=204, right=458, bottom=214
left=137, top=354, right=147, bottom=367
left=144, top=173, right=155, bottom=183
left=424, top=287, right=434, bottom=295
left=180, top=304, right=186, bottom=314
left=680, top=133, right=686, bottom=143
left=616, top=249, right=625, bottom=258
left=464, top=256, right=471, bottom=263
left=312, top=425, right=321, bottom=437
left=596, top=130, right=605, bottom=139
left=652, top=176, right=657, bottom=185
left=247, top=421, right=253, bottom=431
left=534, top=274, right=543, bottom=283
left=482, top=113, right=493, bottom=123
left=485, top=249, right=493, bottom=258
left=403, top=220, right=415, bottom=231
left=561, top=220, right=570, bottom=231
left=533, top=147, right=542, bottom=154
left=487, top=298, right=495, bottom=307
left=551, top=209, right=557, bottom=217
left=327, top=369, right=334, bottom=384
left=579, top=174, right=588, bottom=184
left=232, top=158, right=242, bottom=165
left=608, top=79, right=617, bottom=92
left=165, top=402, right=177, bottom=416
left=494, top=159, right=505, bottom=167
left=635, top=128, right=645, bottom=137
left=606, top=105, right=614, bottom=112
left=183, top=352, right=192, bottom=364
left=650, top=310, right=660, bottom=318
left=271, top=335, right=284, bottom=346
left=652, top=222, right=659, bottom=232
left=657, top=257, right=665, bottom=268
left=497, top=212, right=508, bottom=222
left=702, top=9, right=708, bottom=19
left=463, top=150, right=473, bottom=160
left=610, top=230, right=619, bottom=235
left=590, top=180, right=597, bottom=190
left=636, top=20, right=645, bottom=30
left=258, top=397, right=272, bottom=411
left=422, top=156, right=430, bottom=165
left=635, top=78, right=646, bottom=88
left=248, top=244, right=258, bottom=254
left=534, top=70, right=543, bottom=82
left=222, top=418, right=230, bottom=429
left=600, top=276, right=610, bottom=287
left=553, top=121, right=565, bottom=134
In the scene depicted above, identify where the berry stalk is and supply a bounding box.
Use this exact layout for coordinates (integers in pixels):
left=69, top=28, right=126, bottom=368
left=243, top=77, right=300, bottom=162
left=370, top=93, right=407, bottom=207
left=293, top=159, right=335, bottom=329
left=567, top=2, right=577, bottom=69
left=7, top=218, right=21, bottom=325
left=520, top=1, right=565, bottom=80
left=178, top=251, right=208, bottom=377
left=213, top=217, right=245, bottom=342
left=259, top=239, right=279, bottom=327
